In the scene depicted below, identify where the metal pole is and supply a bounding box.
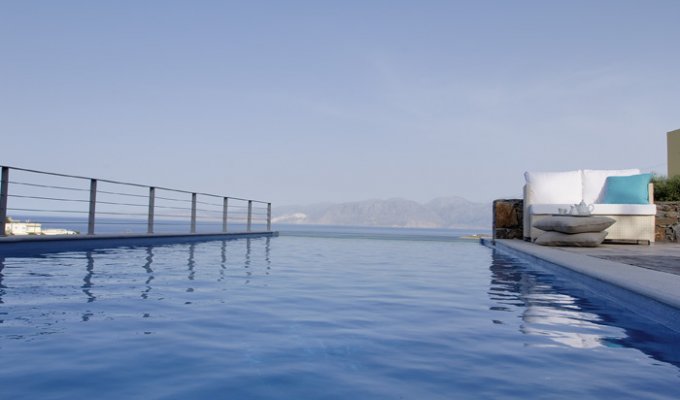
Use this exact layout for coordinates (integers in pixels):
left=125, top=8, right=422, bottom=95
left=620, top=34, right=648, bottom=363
left=147, top=187, right=155, bottom=234
left=0, top=167, right=9, bottom=237
left=222, top=197, right=228, bottom=233
left=267, top=203, right=272, bottom=231
left=87, top=179, right=97, bottom=235
left=190, top=193, right=197, bottom=233
left=247, top=200, right=252, bottom=232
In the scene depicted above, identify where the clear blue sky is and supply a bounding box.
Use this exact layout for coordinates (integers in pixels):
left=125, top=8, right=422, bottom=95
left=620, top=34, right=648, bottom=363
left=2, top=1, right=679, bottom=206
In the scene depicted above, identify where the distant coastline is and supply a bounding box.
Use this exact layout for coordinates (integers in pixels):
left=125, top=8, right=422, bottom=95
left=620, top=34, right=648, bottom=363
left=274, top=224, right=490, bottom=240
left=272, top=196, right=491, bottom=230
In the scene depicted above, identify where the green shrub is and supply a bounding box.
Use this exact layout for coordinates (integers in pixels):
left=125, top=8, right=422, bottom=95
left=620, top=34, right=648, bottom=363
left=652, top=175, right=680, bottom=201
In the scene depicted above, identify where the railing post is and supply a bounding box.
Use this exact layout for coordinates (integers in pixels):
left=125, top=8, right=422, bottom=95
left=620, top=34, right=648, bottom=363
left=247, top=200, right=252, bottom=232
left=87, top=179, right=97, bottom=235
left=190, top=193, right=197, bottom=233
left=0, top=167, right=9, bottom=237
left=267, top=203, right=272, bottom=231
left=222, top=197, right=228, bottom=233
left=147, top=187, right=155, bottom=234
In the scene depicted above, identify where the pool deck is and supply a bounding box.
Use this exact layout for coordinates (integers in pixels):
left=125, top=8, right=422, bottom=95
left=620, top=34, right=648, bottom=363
left=482, top=238, right=680, bottom=313
left=0, top=231, right=278, bottom=256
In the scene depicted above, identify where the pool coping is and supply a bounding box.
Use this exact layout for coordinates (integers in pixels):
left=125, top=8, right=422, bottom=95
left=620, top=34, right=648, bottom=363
left=482, top=238, right=680, bottom=330
left=0, top=231, right=277, bottom=256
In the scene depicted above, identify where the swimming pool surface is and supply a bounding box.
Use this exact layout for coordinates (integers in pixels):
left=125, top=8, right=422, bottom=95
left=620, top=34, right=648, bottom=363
left=1, top=230, right=679, bottom=399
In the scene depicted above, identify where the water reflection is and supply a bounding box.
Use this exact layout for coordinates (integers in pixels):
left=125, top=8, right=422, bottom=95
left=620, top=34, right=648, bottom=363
left=0, top=256, right=6, bottom=305
left=187, top=243, right=196, bottom=282
left=141, top=246, right=154, bottom=300
left=245, top=238, right=252, bottom=284
left=82, top=252, right=96, bottom=303
left=0, top=238, right=271, bottom=335
left=0, top=255, right=5, bottom=326
left=488, top=250, right=680, bottom=367
left=265, top=237, right=271, bottom=274
left=218, top=240, right=227, bottom=282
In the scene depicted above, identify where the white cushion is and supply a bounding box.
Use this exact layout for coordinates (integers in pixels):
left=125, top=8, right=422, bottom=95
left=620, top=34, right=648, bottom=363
left=582, top=169, right=640, bottom=204
left=535, top=231, right=607, bottom=247
left=529, top=203, right=656, bottom=216
left=524, top=170, right=582, bottom=205
left=590, top=203, right=656, bottom=215
left=533, top=216, right=616, bottom=234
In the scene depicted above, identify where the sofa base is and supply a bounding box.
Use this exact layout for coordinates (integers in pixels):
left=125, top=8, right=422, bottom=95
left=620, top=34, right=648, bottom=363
left=528, top=214, right=655, bottom=244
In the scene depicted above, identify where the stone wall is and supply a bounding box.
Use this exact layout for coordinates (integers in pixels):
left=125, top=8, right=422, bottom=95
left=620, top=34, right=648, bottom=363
left=656, top=202, right=680, bottom=242
left=493, top=199, right=523, bottom=240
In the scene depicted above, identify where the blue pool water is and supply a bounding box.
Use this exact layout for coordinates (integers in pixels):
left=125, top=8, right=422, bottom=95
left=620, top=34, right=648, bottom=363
left=1, top=229, right=679, bottom=399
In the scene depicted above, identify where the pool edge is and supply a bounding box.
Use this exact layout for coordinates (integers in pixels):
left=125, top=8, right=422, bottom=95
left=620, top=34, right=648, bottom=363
left=481, top=238, right=680, bottom=332
left=0, top=231, right=278, bottom=256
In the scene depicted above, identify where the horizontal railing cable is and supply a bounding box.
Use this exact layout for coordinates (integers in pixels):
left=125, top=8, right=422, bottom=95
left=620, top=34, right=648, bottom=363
left=152, top=213, right=193, bottom=219
left=8, top=195, right=158, bottom=210
left=95, top=211, right=149, bottom=216
left=155, top=195, right=192, bottom=203
left=195, top=200, right=224, bottom=207
left=9, top=208, right=89, bottom=214
left=152, top=205, right=192, bottom=211
left=97, top=190, right=149, bottom=199
left=94, top=200, right=148, bottom=208
left=8, top=194, right=89, bottom=203
left=4, top=165, right=269, bottom=203
left=9, top=181, right=89, bottom=192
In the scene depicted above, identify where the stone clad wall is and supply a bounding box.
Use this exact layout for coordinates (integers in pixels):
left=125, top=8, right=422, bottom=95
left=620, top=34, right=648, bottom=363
left=493, top=199, right=523, bottom=240
left=656, top=202, right=680, bottom=242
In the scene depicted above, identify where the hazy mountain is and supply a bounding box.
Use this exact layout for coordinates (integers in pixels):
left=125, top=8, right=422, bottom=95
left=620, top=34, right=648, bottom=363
left=426, top=197, right=491, bottom=228
left=273, top=197, right=490, bottom=229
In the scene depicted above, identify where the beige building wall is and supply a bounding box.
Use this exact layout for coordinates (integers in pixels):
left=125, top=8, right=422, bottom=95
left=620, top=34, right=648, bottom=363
left=669, top=129, right=680, bottom=177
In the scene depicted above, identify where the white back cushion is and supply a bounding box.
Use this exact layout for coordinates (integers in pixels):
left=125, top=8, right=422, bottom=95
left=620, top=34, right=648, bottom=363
left=529, top=203, right=656, bottom=215
left=582, top=169, right=640, bottom=204
left=590, top=203, right=656, bottom=215
left=524, top=170, right=582, bottom=204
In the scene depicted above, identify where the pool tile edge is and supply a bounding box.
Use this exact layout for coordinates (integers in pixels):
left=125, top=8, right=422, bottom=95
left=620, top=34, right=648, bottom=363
left=481, top=238, right=680, bottom=331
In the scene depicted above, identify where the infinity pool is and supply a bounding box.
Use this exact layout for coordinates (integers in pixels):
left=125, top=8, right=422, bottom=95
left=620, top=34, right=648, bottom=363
left=1, top=231, right=679, bottom=399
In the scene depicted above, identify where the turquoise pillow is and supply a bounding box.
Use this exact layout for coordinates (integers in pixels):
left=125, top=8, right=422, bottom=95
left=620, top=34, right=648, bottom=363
left=602, top=173, right=652, bottom=204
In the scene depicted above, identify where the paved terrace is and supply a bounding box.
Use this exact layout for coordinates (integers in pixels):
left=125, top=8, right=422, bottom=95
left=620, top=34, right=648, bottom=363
left=561, top=242, right=680, bottom=276
left=482, top=238, right=680, bottom=330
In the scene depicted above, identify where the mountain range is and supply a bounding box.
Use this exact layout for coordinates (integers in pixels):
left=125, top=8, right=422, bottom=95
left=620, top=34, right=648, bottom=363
left=272, top=197, right=490, bottom=229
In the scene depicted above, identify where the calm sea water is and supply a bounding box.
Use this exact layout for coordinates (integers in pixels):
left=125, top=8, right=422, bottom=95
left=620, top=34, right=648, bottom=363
left=1, top=228, right=679, bottom=399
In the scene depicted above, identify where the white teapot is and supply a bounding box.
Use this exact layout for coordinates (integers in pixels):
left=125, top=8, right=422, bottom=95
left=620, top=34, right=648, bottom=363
left=572, top=200, right=594, bottom=216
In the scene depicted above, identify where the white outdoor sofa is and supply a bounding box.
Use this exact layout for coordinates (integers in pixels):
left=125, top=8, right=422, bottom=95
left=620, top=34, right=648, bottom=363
left=523, top=169, right=656, bottom=243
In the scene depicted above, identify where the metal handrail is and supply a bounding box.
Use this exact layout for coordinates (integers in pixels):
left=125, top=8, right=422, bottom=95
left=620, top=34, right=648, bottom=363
left=0, top=165, right=273, bottom=236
